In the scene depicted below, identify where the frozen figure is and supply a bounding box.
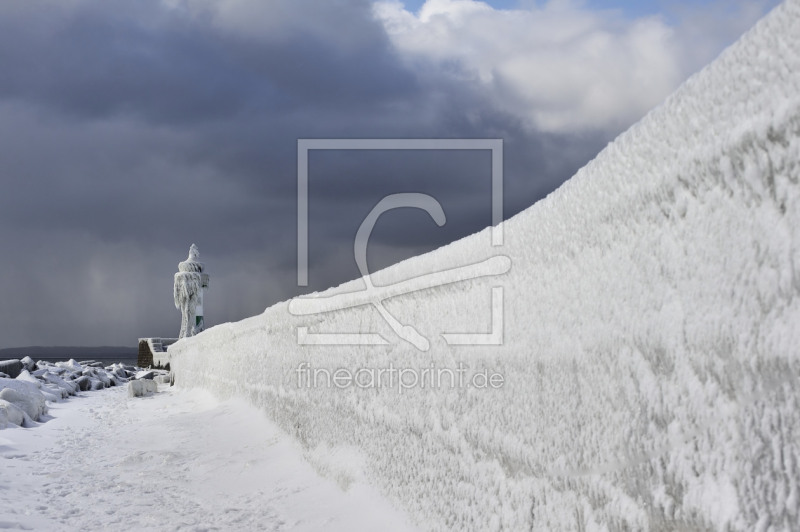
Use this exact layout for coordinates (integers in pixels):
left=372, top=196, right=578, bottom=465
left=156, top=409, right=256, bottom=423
left=174, top=244, right=210, bottom=338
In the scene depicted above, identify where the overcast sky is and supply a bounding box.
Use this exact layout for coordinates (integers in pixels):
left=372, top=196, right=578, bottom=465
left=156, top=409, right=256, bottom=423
left=0, top=0, right=780, bottom=347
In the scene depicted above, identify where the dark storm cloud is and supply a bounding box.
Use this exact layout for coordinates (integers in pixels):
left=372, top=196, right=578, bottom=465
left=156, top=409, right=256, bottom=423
left=0, top=0, right=769, bottom=347
left=0, top=0, right=413, bottom=123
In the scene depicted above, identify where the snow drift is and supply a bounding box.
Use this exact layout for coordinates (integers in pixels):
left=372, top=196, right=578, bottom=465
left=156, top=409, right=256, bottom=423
left=171, top=2, right=800, bottom=529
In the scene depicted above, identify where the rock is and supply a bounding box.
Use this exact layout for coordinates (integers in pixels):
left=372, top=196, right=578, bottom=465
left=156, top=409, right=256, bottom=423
left=128, top=379, right=158, bottom=398
left=0, top=360, right=23, bottom=379
left=43, top=372, right=78, bottom=395
left=20, top=356, right=36, bottom=372
left=16, top=370, right=41, bottom=386
left=0, top=399, right=28, bottom=427
left=0, top=386, right=47, bottom=421
left=80, top=368, right=108, bottom=386
left=74, top=376, right=91, bottom=391
left=90, top=379, right=105, bottom=391
left=135, top=370, right=155, bottom=381
left=57, top=359, right=83, bottom=371
left=42, top=383, right=68, bottom=400
left=94, top=371, right=111, bottom=387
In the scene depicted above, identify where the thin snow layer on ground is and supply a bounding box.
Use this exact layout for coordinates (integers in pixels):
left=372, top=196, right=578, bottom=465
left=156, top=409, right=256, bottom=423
left=0, top=386, right=416, bottom=531
left=171, top=2, right=800, bottom=530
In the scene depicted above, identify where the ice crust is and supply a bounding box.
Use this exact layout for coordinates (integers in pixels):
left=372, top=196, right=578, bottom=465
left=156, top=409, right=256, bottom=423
left=171, top=2, right=800, bottom=530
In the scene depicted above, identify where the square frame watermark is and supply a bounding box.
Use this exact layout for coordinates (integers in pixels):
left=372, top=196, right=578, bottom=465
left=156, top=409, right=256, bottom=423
left=297, top=138, right=504, bottom=286
left=292, top=138, right=507, bottom=350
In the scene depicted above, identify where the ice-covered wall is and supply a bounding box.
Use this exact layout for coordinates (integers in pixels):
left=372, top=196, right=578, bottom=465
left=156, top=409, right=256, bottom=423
left=170, top=2, right=800, bottom=529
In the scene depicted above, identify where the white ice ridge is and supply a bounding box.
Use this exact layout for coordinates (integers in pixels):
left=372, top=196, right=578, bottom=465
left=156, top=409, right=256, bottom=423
left=170, top=1, right=800, bottom=529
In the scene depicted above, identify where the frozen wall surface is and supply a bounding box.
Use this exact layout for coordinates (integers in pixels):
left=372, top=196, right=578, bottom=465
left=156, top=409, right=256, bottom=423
left=170, top=1, right=800, bottom=529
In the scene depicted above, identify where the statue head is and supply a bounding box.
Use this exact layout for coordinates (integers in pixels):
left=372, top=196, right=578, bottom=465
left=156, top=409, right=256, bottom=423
left=188, top=243, right=200, bottom=261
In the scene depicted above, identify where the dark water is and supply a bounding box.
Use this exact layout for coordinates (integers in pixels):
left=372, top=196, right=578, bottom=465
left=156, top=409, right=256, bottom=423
left=0, top=347, right=139, bottom=367
left=35, top=355, right=139, bottom=367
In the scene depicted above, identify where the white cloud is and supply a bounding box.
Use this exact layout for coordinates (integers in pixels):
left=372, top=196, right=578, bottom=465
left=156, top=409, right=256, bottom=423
left=373, top=0, right=773, bottom=133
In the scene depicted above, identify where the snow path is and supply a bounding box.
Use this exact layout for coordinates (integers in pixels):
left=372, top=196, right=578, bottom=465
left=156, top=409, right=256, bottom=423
left=0, top=386, right=416, bottom=532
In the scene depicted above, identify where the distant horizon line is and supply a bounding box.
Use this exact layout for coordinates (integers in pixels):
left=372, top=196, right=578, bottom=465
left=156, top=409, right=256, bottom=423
left=0, top=345, right=137, bottom=354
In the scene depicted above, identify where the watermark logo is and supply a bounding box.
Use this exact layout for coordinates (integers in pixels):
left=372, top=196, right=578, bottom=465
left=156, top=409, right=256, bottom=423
left=289, top=139, right=509, bottom=351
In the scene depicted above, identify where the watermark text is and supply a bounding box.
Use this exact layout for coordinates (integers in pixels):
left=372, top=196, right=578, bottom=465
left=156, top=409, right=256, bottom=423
left=295, top=362, right=504, bottom=393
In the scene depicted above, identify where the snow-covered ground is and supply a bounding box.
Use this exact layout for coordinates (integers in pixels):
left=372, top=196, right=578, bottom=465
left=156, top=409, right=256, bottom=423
left=170, top=1, right=800, bottom=530
left=0, top=385, right=416, bottom=531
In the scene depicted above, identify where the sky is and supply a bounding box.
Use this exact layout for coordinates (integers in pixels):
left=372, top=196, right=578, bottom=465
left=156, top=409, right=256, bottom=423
left=0, top=0, right=781, bottom=348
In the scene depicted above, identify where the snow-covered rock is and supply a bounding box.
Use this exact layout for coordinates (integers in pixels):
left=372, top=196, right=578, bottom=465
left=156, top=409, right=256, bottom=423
left=82, top=368, right=110, bottom=388
left=20, top=356, right=35, bottom=372
left=16, top=369, right=41, bottom=386
left=111, top=365, right=130, bottom=380
left=26, top=379, right=62, bottom=402
left=0, top=399, right=27, bottom=428
left=74, top=376, right=91, bottom=391
left=42, top=372, right=78, bottom=396
left=128, top=379, right=158, bottom=398
left=0, top=383, right=47, bottom=422
left=171, top=1, right=800, bottom=530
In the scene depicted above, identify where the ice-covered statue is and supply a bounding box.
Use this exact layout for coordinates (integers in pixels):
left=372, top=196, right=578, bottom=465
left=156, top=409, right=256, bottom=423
left=174, top=244, right=210, bottom=338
